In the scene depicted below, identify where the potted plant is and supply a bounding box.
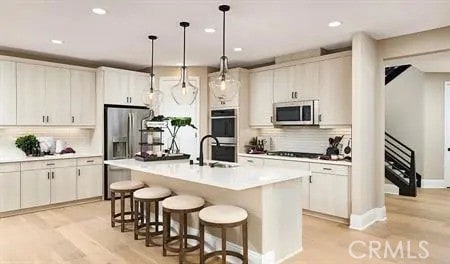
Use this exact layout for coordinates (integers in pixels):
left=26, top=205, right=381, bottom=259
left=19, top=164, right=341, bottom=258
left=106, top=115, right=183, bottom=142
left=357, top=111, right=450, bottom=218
left=165, top=117, right=197, bottom=154
left=15, top=135, right=40, bottom=156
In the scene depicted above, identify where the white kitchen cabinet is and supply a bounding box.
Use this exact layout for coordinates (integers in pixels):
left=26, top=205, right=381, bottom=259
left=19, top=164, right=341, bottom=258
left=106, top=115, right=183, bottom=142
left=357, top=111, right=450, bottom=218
left=249, top=70, right=274, bottom=127
left=129, top=73, right=149, bottom=107
left=103, top=67, right=148, bottom=106
left=21, top=169, right=51, bottom=208
left=16, top=63, right=46, bottom=125
left=51, top=167, right=77, bottom=203
left=0, top=163, right=20, bottom=212
left=77, top=165, right=103, bottom=199
left=70, top=69, right=96, bottom=126
left=295, top=62, right=319, bottom=100
left=0, top=60, right=17, bottom=125
left=309, top=163, right=349, bottom=218
left=209, top=70, right=240, bottom=108
left=45, top=67, right=71, bottom=125
left=318, top=55, right=352, bottom=126
left=273, top=66, right=296, bottom=103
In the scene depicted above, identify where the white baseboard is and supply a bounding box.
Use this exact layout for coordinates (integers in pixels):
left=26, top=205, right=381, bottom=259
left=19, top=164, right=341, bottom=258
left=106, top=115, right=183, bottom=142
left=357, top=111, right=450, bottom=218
left=349, top=206, right=386, bottom=230
left=384, top=183, right=399, bottom=194
left=421, top=179, right=446, bottom=188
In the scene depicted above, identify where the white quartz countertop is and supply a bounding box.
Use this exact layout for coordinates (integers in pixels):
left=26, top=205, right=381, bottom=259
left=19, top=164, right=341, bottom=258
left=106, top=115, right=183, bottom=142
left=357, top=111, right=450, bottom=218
left=105, top=159, right=309, bottom=191
left=0, top=153, right=103, bottom=164
left=238, top=153, right=352, bottom=166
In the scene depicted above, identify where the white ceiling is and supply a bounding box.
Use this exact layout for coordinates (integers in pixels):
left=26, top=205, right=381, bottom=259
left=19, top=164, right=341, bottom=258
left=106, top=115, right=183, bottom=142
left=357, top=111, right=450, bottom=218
left=1, top=0, right=449, bottom=70
left=386, top=50, right=450, bottom=73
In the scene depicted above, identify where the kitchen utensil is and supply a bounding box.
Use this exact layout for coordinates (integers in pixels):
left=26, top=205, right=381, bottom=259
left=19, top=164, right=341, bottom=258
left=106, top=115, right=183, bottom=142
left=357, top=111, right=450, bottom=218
left=344, top=139, right=352, bottom=154
left=328, top=137, right=334, bottom=146
left=55, top=140, right=67, bottom=154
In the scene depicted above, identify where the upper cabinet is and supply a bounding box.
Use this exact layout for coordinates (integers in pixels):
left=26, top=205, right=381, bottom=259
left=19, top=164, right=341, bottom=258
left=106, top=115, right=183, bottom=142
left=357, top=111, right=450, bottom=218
left=17, top=63, right=47, bottom=125
left=273, top=66, right=295, bottom=103
left=318, top=55, right=352, bottom=126
left=0, top=60, right=17, bottom=125
left=249, top=70, right=274, bottom=127
left=70, top=70, right=96, bottom=126
left=102, top=67, right=148, bottom=107
left=16, top=61, right=96, bottom=126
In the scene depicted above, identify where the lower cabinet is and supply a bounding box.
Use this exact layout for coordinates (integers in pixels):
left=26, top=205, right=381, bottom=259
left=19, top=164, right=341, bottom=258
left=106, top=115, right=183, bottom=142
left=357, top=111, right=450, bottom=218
left=51, top=167, right=77, bottom=204
left=0, top=164, right=21, bottom=212
left=21, top=169, right=51, bottom=208
left=77, top=165, right=103, bottom=199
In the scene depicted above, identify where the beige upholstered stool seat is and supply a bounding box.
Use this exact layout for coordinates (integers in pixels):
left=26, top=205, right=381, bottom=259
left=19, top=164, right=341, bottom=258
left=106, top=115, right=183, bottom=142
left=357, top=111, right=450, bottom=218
left=162, top=195, right=205, bottom=211
left=199, top=205, right=248, bottom=224
left=134, top=186, right=171, bottom=200
left=110, top=180, right=144, bottom=191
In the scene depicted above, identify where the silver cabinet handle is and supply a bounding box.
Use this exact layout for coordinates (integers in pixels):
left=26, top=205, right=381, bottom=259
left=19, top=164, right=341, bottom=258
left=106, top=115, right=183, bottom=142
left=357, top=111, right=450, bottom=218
left=46, top=116, right=49, bottom=123
left=309, top=175, right=312, bottom=183
left=46, top=163, right=55, bottom=166
left=323, top=168, right=332, bottom=171
left=270, top=116, right=273, bottom=123
left=77, top=169, right=81, bottom=176
left=318, top=114, right=322, bottom=122
left=295, top=91, right=298, bottom=98
left=42, top=116, right=45, bottom=123
left=51, top=171, right=55, bottom=179
left=130, top=97, right=132, bottom=103
left=47, top=171, right=50, bottom=180
left=72, top=116, right=75, bottom=123
left=86, top=160, right=94, bottom=163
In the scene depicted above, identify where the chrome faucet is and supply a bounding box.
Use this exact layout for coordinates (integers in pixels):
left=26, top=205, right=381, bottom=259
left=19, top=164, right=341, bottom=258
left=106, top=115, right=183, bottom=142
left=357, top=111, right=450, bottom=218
left=199, top=135, right=220, bottom=166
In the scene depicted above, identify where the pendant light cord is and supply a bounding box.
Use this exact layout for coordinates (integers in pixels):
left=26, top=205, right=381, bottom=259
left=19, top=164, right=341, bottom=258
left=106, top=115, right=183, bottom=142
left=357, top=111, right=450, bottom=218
left=222, top=9, right=226, bottom=58
left=183, top=26, right=186, bottom=69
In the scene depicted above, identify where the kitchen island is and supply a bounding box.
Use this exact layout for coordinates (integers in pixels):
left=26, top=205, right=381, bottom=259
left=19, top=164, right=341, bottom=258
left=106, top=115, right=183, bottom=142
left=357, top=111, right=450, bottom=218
left=104, top=159, right=310, bottom=264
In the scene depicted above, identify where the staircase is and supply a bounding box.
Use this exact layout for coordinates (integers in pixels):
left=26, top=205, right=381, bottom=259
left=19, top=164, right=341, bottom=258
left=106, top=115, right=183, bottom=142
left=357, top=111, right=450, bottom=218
left=385, top=132, right=418, bottom=197
left=385, top=64, right=411, bottom=85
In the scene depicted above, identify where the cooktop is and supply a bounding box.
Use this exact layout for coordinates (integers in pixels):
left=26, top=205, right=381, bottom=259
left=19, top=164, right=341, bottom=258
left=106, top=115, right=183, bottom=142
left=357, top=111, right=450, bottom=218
left=266, top=151, right=322, bottom=159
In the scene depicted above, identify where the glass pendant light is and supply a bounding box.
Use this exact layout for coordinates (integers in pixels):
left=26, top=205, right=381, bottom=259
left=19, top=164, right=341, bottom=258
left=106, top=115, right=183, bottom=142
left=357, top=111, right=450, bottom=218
left=209, top=5, right=240, bottom=103
left=171, top=22, right=198, bottom=105
left=143, top=35, right=164, bottom=109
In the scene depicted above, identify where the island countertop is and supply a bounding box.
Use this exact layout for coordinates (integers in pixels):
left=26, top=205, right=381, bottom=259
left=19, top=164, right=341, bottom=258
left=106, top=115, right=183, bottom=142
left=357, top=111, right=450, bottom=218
left=105, top=159, right=310, bottom=191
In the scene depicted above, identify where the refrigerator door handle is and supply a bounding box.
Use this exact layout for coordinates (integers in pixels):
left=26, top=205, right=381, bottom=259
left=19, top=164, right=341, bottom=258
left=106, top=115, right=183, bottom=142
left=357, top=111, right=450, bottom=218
left=127, top=112, right=132, bottom=158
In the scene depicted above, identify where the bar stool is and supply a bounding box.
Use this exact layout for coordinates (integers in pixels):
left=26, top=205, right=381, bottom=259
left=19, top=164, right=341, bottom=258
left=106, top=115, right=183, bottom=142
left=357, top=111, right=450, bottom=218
left=162, top=195, right=205, bottom=264
left=199, top=205, right=248, bottom=264
left=133, top=186, right=172, bottom=246
left=110, top=180, right=144, bottom=232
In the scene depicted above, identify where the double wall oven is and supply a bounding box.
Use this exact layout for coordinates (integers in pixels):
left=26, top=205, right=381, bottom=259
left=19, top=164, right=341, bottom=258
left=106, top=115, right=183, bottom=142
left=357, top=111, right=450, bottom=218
left=210, top=109, right=236, bottom=162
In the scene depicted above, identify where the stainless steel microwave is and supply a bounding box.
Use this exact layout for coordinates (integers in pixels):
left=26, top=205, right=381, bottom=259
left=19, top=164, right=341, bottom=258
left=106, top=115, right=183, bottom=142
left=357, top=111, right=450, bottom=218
left=273, top=100, right=320, bottom=126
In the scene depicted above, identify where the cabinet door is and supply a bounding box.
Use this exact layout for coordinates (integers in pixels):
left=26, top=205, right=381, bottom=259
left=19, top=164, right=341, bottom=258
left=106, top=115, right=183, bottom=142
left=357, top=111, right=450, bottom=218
left=295, top=62, right=319, bottom=100
left=249, top=70, right=274, bottom=127
left=21, top=169, right=51, bottom=208
left=309, top=172, right=348, bottom=218
left=51, top=167, right=77, bottom=204
left=104, top=70, right=129, bottom=105
left=0, top=61, right=17, bottom=125
left=318, top=56, right=352, bottom=126
left=0, top=171, right=20, bottom=212
left=45, top=67, right=71, bottom=125
left=77, top=165, right=103, bottom=199
left=128, top=73, right=149, bottom=107
left=16, top=63, right=46, bottom=125
left=209, top=71, right=239, bottom=108
left=273, top=66, right=295, bottom=103
left=70, top=70, right=96, bottom=125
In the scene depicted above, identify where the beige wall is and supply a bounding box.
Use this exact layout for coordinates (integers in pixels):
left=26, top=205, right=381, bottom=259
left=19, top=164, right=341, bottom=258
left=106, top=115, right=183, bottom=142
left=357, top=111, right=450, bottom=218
left=386, top=67, right=424, bottom=174
left=351, top=32, right=385, bottom=216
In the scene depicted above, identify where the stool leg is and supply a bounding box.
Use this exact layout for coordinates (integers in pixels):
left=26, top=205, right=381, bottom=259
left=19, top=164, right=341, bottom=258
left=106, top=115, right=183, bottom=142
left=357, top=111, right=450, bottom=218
left=162, top=210, right=169, bottom=256
left=179, top=213, right=185, bottom=264
left=243, top=221, right=248, bottom=264
left=221, top=227, right=226, bottom=264
left=199, top=222, right=205, bottom=264
left=130, top=192, right=134, bottom=221
left=134, top=200, right=139, bottom=240
left=120, top=192, right=125, bottom=232
left=140, top=201, right=145, bottom=225
left=145, top=201, right=151, bottom=247
left=155, top=201, right=159, bottom=232
left=183, top=213, right=188, bottom=248
left=110, top=191, right=115, bottom=227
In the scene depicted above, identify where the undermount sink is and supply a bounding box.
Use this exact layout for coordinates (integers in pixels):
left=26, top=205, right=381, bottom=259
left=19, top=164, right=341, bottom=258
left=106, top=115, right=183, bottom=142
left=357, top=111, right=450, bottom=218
left=208, top=162, right=239, bottom=168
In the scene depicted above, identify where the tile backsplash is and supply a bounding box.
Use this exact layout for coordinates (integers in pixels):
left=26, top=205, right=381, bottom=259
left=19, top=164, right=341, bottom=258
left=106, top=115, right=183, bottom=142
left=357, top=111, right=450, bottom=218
left=259, top=127, right=352, bottom=154
left=0, top=127, right=94, bottom=158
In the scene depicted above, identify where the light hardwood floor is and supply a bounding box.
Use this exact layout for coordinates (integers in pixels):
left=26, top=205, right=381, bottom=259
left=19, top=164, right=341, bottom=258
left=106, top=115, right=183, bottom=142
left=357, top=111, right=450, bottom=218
left=1, top=188, right=449, bottom=264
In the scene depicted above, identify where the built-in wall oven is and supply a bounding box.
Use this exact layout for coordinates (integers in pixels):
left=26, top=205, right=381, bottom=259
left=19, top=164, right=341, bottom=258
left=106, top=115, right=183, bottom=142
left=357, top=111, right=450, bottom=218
left=210, top=109, right=236, bottom=162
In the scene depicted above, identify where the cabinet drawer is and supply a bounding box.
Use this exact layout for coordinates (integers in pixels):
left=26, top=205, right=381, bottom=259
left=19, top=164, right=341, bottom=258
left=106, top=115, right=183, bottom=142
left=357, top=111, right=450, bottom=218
left=264, top=159, right=310, bottom=170
left=310, top=163, right=348, bottom=176
left=238, top=157, right=264, bottom=167
left=21, top=159, right=76, bottom=171
left=76, top=157, right=102, bottom=166
left=0, top=162, right=20, bottom=173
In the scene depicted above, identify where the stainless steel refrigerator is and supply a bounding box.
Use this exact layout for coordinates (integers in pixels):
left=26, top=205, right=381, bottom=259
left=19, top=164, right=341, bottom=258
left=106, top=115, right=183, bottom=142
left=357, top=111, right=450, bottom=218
left=104, top=105, right=149, bottom=199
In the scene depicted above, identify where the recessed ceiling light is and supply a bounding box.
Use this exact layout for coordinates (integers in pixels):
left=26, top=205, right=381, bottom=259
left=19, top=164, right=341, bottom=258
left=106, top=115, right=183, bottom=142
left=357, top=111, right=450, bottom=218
left=51, top=39, right=63, bottom=45
left=328, top=21, right=342, bottom=28
left=204, top=28, right=216, bottom=33
left=92, top=8, right=107, bottom=15
left=233, top=47, right=242, bottom=52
